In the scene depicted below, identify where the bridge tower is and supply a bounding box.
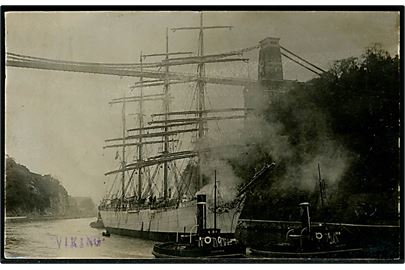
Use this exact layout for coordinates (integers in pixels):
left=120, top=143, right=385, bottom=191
left=244, top=37, right=284, bottom=114
left=258, top=37, right=283, bottom=85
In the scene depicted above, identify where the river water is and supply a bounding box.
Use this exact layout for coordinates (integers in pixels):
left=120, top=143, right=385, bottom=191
left=5, top=217, right=155, bottom=259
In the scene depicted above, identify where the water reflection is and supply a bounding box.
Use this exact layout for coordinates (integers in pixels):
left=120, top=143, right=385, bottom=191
left=5, top=217, right=155, bottom=259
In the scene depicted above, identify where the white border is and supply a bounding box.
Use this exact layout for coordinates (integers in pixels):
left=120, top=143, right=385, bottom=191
left=2, top=2, right=403, bottom=269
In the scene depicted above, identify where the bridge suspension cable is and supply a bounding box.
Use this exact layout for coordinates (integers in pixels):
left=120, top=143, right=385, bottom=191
left=280, top=45, right=326, bottom=75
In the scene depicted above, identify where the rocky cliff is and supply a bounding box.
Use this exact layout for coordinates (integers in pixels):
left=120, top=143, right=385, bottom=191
left=5, top=156, right=96, bottom=218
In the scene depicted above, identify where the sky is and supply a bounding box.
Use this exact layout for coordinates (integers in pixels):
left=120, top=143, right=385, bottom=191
left=5, top=11, right=400, bottom=203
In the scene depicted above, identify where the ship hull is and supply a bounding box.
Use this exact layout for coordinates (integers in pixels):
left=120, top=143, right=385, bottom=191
left=152, top=242, right=246, bottom=258
left=100, top=201, right=241, bottom=241
left=247, top=247, right=365, bottom=258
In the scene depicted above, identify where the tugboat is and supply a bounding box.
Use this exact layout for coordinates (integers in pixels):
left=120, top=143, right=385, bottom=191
left=248, top=165, right=365, bottom=258
left=152, top=171, right=246, bottom=258
left=90, top=212, right=105, bottom=229
left=248, top=202, right=365, bottom=258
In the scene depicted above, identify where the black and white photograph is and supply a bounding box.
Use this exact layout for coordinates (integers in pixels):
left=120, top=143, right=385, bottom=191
left=2, top=8, right=403, bottom=262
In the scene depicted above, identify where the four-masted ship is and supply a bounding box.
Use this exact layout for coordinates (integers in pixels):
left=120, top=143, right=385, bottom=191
left=5, top=11, right=337, bottom=244
left=98, top=13, right=253, bottom=241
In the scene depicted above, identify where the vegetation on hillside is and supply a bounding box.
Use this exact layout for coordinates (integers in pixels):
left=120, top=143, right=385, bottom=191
left=236, top=45, right=400, bottom=224
left=5, top=156, right=96, bottom=217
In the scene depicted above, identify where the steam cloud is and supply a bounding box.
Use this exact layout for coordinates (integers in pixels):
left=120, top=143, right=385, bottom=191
left=197, top=83, right=351, bottom=202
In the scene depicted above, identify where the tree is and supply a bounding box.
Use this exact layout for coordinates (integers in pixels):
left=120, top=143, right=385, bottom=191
left=238, top=45, right=400, bottom=223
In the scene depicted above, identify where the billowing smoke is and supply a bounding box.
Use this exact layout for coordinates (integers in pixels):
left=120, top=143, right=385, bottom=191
left=279, top=140, right=350, bottom=192
left=198, top=81, right=351, bottom=205
left=195, top=137, right=245, bottom=203
left=195, top=46, right=399, bottom=223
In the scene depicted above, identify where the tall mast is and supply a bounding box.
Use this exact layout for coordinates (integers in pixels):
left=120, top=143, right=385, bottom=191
left=196, top=12, right=206, bottom=190
left=171, top=11, right=233, bottom=191
left=163, top=27, right=170, bottom=201
left=138, top=43, right=193, bottom=202
left=105, top=13, right=245, bottom=198
left=318, top=163, right=326, bottom=222
left=121, top=90, right=126, bottom=208
left=138, top=53, right=144, bottom=202
left=318, top=163, right=324, bottom=208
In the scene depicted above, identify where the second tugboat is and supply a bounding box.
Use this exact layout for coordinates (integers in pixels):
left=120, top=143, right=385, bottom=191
left=247, top=165, right=365, bottom=258
left=152, top=171, right=246, bottom=258
left=247, top=202, right=365, bottom=258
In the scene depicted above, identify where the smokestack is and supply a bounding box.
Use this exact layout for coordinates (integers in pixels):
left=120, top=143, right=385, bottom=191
left=196, top=194, right=207, bottom=234
left=299, top=202, right=311, bottom=233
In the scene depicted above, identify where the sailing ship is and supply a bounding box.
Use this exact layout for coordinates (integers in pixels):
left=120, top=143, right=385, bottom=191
left=6, top=12, right=323, bottom=243
left=98, top=13, right=254, bottom=241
